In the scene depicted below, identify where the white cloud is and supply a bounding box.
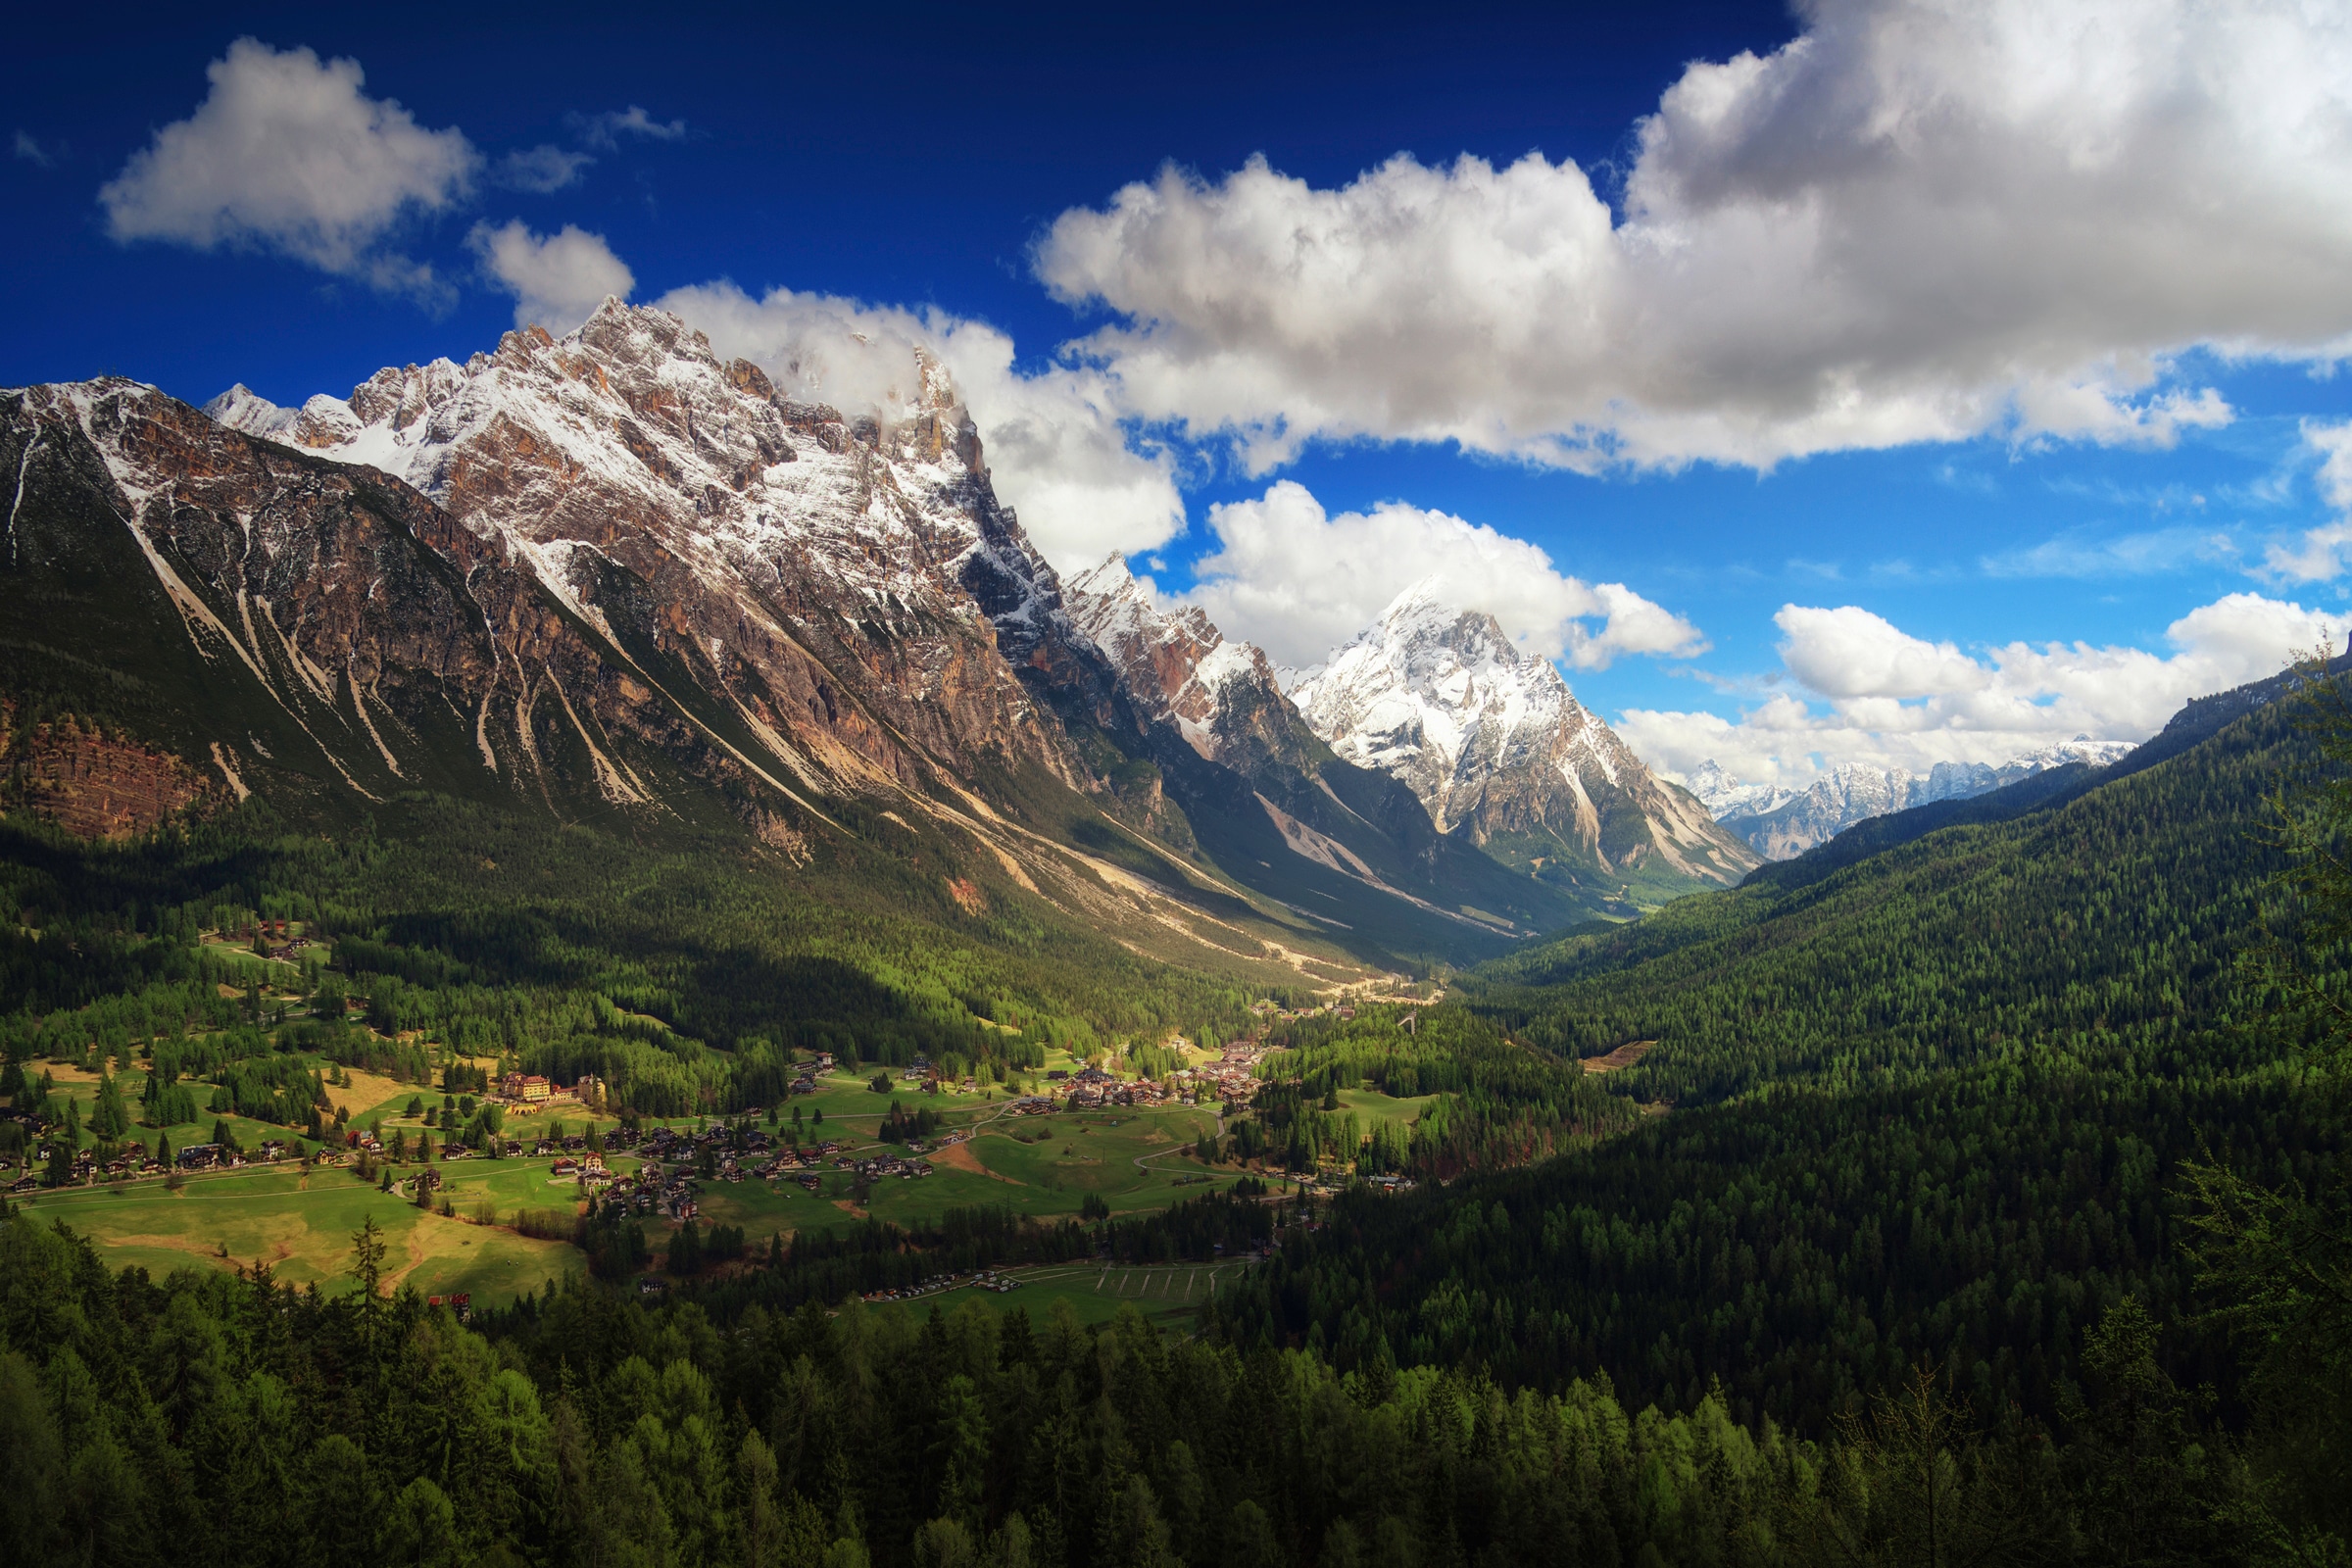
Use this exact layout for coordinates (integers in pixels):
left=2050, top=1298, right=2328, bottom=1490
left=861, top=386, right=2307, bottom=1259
left=1035, top=0, right=2352, bottom=473
left=2264, top=419, right=2352, bottom=580
left=655, top=279, right=1185, bottom=567
left=99, top=38, right=475, bottom=295
left=572, top=106, right=686, bottom=150
left=470, top=220, right=633, bottom=331
left=495, top=144, right=593, bottom=193
left=1185, top=479, right=1705, bottom=671
left=1620, top=592, right=2338, bottom=787
left=13, top=130, right=56, bottom=169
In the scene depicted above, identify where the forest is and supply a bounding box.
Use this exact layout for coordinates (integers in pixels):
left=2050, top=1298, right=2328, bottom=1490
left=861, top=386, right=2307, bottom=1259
left=0, top=669, right=2348, bottom=1562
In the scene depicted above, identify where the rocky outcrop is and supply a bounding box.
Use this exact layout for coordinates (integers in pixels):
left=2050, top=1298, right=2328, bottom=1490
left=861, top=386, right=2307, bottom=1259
left=0, top=708, right=214, bottom=839
left=1292, top=583, right=1759, bottom=897
left=1064, top=555, right=1297, bottom=766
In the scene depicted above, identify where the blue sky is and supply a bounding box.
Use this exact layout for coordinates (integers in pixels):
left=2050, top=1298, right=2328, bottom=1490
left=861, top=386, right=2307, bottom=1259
left=10, top=0, right=2352, bottom=788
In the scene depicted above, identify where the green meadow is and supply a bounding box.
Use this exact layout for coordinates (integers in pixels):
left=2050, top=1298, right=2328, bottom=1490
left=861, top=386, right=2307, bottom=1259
left=18, top=1051, right=1255, bottom=1305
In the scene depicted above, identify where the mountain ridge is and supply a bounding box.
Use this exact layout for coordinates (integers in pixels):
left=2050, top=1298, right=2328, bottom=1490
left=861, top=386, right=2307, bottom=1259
left=1290, top=581, right=1759, bottom=906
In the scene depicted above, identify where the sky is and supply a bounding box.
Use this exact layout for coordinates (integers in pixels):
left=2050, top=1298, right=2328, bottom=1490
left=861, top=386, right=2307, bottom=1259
left=10, top=0, right=2352, bottom=791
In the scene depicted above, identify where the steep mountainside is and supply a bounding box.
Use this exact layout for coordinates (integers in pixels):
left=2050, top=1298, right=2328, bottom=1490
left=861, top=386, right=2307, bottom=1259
left=204, top=301, right=1078, bottom=808
left=1061, top=556, right=1594, bottom=948
left=1711, top=739, right=2136, bottom=859
left=0, top=373, right=1363, bottom=986
left=2, top=303, right=1617, bottom=970
left=1290, top=583, right=1759, bottom=905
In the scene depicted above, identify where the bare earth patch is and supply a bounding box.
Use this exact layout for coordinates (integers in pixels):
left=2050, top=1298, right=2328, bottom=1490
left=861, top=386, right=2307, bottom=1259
left=1581, top=1041, right=1656, bottom=1074
left=936, top=1138, right=1025, bottom=1184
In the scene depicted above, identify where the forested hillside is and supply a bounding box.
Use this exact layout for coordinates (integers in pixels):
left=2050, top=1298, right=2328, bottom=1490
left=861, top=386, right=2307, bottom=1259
left=1201, top=670, right=2352, bottom=1555
left=0, top=791, right=1297, bottom=1121
left=1463, top=691, right=2322, bottom=1107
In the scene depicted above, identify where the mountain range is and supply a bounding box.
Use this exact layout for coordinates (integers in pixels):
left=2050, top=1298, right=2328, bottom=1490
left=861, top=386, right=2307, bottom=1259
left=2, top=300, right=1751, bottom=971
left=1689, top=740, right=2137, bottom=860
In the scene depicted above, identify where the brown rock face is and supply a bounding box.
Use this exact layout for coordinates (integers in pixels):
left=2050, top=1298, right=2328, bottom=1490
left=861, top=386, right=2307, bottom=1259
left=213, top=302, right=1096, bottom=809
left=0, top=709, right=213, bottom=839
left=0, top=377, right=845, bottom=828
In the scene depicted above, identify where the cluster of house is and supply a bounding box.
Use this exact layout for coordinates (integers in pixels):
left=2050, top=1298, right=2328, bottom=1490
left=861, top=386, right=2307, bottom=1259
left=859, top=1268, right=1021, bottom=1303
left=1175, top=1044, right=1271, bottom=1104
left=783, top=1054, right=831, bottom=1097
left=839, top=1151, right=935, bottom=1183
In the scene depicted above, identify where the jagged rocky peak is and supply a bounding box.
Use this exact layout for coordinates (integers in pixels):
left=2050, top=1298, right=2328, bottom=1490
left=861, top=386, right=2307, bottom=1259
left=1292, top=580, right=1759, bottom=889
left=1683, top=760, right=1798, bottom=820
left=1062, top=555, right=1272, bottom=759
left=200, top=298, right=1085, bottom=802
left=1290, top=580, right=1600, bottom=833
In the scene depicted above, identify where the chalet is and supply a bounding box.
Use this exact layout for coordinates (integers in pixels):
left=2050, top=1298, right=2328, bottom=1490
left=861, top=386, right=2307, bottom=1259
left=177, top=1144, right=221, bottom=1170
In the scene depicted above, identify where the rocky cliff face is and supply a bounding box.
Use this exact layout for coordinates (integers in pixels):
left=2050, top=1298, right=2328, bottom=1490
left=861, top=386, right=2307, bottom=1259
left=1063, top=555, right=1302, bottom=768
left=206, top=300, right=1086, bottom=807
left=2, top=375, right=737, bottom=824
left=0, top=705, right=216, bottom=840
left=1292, top=583, right=1759, bottom=898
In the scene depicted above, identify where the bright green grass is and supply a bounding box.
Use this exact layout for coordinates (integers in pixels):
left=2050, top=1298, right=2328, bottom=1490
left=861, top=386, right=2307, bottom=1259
left=1331, top=1088, right=1438, bottom=1129
left=9, top=1165, right=579, bottom=1303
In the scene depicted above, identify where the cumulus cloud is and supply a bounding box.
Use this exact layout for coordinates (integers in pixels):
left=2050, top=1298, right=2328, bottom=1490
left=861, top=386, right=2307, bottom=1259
left=1185, top=479, right=1705, bottom=671
left=571, top=106, right=686, bottom=150
left=99, top=38, right=475, bottom=295
left=495, top=143, right=593, bottom=193
left=1619, top=592, right=2338, bottom=787
left=656, top=279, right=1185, bottom=567
left=470, top=220, right=633, bottom=331
left=1035, top=0, right=2352, bottom=472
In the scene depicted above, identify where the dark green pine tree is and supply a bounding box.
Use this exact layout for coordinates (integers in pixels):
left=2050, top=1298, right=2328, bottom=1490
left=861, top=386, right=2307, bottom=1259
left=90, top=1071, right=128, bottom=1141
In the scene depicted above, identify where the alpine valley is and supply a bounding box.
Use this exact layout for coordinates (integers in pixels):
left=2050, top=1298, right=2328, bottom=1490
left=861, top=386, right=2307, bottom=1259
left=10, top=305, right=2352, bottom=1566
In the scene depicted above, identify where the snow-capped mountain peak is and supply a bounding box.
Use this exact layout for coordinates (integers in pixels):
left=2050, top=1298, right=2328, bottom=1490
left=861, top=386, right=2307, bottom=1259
left=1291, top=579, right=1758, bottom=890
left=205, top=299, right=1086, bottom=800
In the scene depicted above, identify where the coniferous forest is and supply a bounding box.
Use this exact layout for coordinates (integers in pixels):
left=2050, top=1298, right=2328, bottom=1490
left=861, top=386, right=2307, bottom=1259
left=4, top=668, right=2351, bottom=1565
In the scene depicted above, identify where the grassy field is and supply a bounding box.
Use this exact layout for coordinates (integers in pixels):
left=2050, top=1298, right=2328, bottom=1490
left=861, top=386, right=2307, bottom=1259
left=13, top=1041, right=1263, bottom=1306
left=995, top=1259, right=1251, bottom=1328
left=1332, top=1087, right=1439, bottom=1129
left=8, top=1165, right=575, bottom=1300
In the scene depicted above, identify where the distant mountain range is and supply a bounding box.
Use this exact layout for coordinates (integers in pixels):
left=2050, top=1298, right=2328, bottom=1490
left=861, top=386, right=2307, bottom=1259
left=1688, top=740, right=2139, bottom=860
